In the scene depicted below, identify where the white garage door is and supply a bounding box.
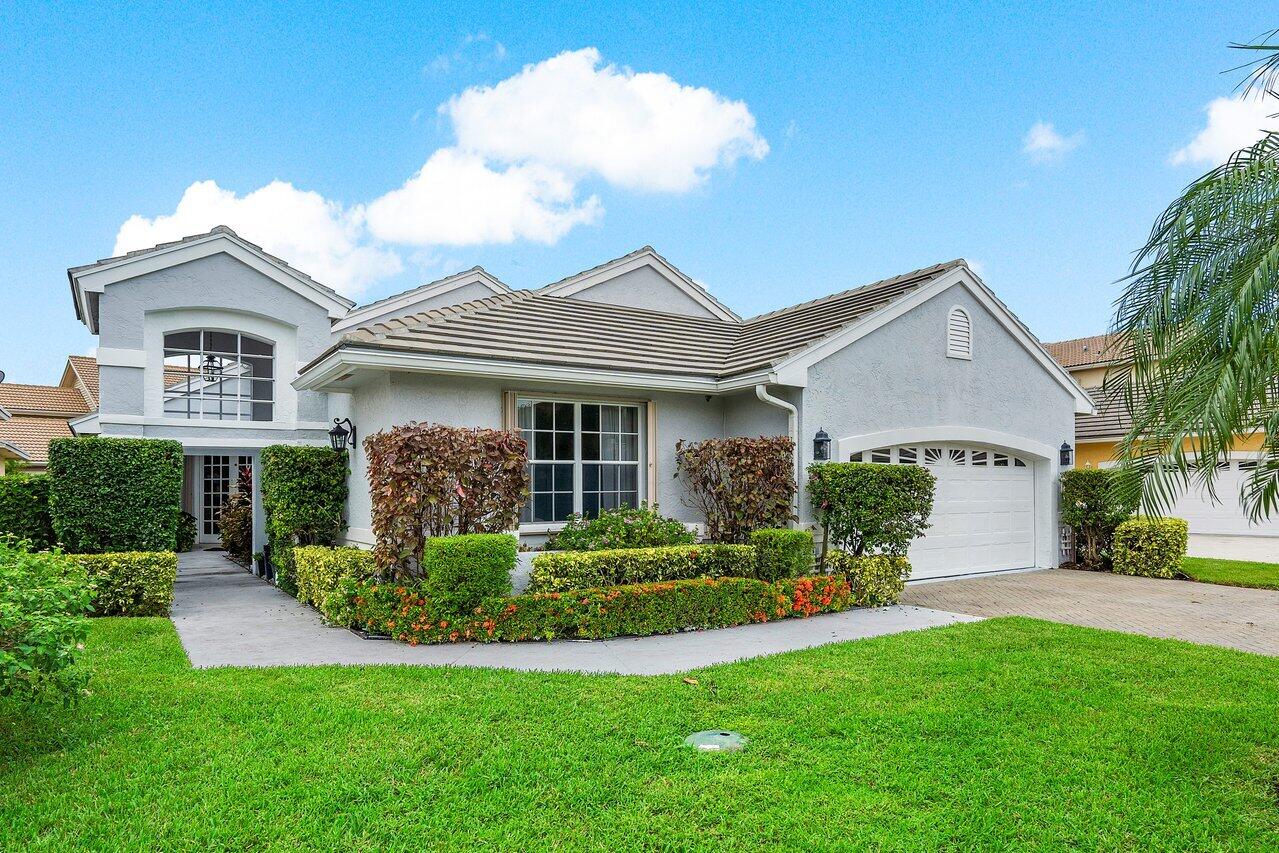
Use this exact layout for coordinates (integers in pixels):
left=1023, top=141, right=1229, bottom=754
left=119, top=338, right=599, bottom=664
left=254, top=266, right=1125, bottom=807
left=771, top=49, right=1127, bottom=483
left=855, top=444, right=1036, bottom=579
left=1170, top=459, right=1279, bottom=537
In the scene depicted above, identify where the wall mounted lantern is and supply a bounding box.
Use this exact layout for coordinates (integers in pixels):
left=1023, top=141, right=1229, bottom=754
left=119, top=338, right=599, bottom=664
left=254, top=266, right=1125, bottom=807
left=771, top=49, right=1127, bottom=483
left=1059, top=442, right=1074, bottom=467
left=813, top=428, right=832, bottom=461
left=329, top=418, right=357, bottom=453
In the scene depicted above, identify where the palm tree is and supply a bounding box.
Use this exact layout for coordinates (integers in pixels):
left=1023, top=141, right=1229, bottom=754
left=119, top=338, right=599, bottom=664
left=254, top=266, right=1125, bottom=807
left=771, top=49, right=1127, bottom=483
left=1111, top=31, right=1279, bottom=520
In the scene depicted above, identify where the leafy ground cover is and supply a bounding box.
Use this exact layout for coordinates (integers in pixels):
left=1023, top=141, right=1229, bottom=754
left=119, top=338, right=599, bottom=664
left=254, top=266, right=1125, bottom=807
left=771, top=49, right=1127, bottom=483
left=1183, top=556, right=1279, bottom=591
left=2, top=618, right=1278, bottom=849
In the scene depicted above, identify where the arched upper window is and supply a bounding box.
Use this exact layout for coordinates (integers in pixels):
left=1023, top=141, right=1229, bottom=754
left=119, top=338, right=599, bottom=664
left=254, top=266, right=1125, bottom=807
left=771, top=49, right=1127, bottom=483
left=946, top=306, right=972, bottom=360
left=163, top=330, right=275, bottom=421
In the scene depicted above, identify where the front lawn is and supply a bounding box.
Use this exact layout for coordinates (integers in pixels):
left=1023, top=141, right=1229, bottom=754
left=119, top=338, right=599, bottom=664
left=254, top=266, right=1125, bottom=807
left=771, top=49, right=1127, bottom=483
left=1183, top=556, right=1279, bottom=591
left=2, top=619, right=1278, bottom=849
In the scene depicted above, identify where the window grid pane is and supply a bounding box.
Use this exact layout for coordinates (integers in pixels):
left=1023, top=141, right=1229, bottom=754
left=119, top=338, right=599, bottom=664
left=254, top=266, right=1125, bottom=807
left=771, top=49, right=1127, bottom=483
left=163, top=331, right=275, bottom=423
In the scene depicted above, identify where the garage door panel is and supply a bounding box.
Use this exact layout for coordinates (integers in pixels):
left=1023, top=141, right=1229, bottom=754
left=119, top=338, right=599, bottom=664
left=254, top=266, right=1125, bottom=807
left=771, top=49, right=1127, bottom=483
left=1170, top=463, right=1279, bottom=536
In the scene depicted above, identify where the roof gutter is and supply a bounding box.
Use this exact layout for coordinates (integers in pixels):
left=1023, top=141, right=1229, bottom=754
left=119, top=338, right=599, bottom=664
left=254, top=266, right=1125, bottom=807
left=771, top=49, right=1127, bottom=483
left=755, top=384, right=799, bottom=524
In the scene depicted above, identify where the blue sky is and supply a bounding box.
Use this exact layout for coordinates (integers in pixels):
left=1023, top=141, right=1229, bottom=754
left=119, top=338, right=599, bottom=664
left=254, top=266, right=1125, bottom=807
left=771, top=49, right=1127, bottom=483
left=0, top=2, right=1271, bottom=383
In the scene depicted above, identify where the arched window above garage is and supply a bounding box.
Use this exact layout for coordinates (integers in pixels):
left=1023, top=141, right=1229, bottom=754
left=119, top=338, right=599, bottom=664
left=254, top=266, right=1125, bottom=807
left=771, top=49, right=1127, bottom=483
left=946, top=306, right=972, bottom=360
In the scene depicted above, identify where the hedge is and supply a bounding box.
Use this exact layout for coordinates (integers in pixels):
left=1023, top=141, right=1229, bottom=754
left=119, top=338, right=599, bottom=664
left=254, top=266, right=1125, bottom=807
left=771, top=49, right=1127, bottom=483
left=550, top=504, right=695, bottom=551
left=0, top=474, right=54, bottom=549
left=529, top=543, right=756, bottom=593
left=807, top=462, right=935, bottom=562
left=294, top=545, right=376, bottom=616
left=1, top=537, right=92, bottom=703
left=68, top=552, right=177, bottom=616
left=48, top=437, right=183, bottom=553
left=331, top=573, right=856, bottom=644
left=750, top=528, right=814, bottom=581
left=1060, top=468, right=1138, bottom=569
left=422, top=533, right=515, bottom=613
left=259, top=445, right=348, bottom=594
left=1112, top=517, right=1188, bottom=579
left=826, top=551, right=910, bottom=606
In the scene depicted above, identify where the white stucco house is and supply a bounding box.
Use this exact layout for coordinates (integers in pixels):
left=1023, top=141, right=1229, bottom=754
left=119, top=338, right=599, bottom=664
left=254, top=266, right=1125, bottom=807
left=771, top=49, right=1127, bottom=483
left=68, top=226, right=1093, bottom=580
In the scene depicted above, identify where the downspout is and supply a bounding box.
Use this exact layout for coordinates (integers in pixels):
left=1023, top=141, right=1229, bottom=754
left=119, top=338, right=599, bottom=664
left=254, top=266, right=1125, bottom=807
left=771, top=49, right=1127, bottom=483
left=755, top=384, right=800, bottom=525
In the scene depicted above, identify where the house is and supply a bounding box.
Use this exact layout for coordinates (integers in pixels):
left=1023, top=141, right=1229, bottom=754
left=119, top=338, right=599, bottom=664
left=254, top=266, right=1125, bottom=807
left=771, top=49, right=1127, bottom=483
left=68, top=226, right=1091, bottom=580
left=1045, top=333, right=1277, bottom=537
left=0, top=356, right=97, bottom=473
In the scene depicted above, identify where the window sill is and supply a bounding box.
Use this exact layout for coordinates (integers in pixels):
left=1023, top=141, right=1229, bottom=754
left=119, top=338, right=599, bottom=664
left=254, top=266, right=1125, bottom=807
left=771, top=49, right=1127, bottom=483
left=518, top=522, right=568, bottom=535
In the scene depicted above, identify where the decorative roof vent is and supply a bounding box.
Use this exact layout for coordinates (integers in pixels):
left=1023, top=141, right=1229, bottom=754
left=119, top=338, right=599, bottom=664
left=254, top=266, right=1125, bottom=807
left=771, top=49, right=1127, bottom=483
left=947, top=306, right=972, bottom=360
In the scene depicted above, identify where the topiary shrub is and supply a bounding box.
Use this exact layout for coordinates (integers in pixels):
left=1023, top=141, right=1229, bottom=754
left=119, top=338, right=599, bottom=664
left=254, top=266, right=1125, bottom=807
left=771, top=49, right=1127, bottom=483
left=750, top=528, right=814, bottom=581
left=47, top=437, right=183, bottom=553
left=364, top=423, right=527, bottom=577
left=0, top=537, right=92, bottom=704
left=176, top=511, right=197, bottom=553
left=674, top=435, right=796, bottom=543
left=529, top=543, right=756, bottom=593
left=0, top=474, right=54, bottom=549
left=550, top=504, right=695, bottom=551
left=421, top=533, right=516, bottom=614
left=1060, top=468, right=1138, bottom=570
left=807, top=463, right=935, bottom=566
left=826, top=551, right=910, bottom=606
left=218, top=463, right=253, bottom=561
left=293, top=545, right=377, bottom=616
left=259, top=446, right=348, bottom=595
left=1111, top=517, right=1189, bottom=579
left=68, top=552, right=178, bottom=616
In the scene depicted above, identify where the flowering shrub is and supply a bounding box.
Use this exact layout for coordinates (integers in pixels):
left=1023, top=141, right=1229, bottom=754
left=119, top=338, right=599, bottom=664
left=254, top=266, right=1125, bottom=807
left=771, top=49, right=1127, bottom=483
left=550, top=504, right=695, bottom=551
left=331, top=572, right=855, bottom=644
left=294, top=546, right=377, bottom=613
left=674, top=436, right=796, bottom=543
left=529, top=543, right=756, bottom=593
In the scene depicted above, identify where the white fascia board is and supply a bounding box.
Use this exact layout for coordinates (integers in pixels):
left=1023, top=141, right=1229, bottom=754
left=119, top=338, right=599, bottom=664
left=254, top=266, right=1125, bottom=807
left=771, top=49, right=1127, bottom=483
left=71, top=233, right=355, bottom=332
left=333, top=269, right=511, bottom=332
left=294, top=346, right=781, bottom=396
left=540, top=250, right=741, bottom=322
left=98, top=415, right=330, bottom=431
left=0, top=405, right=9, bottom=421
left=0, top=440, right=30, bottom=461
left=68, top=411, right=100, bottom=435
left=772, top=268, right=1097, bottom=414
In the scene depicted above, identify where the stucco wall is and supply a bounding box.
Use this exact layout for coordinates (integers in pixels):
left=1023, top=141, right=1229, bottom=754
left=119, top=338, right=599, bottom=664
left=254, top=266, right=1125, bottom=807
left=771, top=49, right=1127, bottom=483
left=562, top=266, right=718, bottom=318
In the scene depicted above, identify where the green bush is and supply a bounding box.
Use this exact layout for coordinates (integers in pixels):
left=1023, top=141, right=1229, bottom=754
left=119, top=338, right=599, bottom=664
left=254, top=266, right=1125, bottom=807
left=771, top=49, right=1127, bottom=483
left=529, top=543, right=756, bottom=593
left=335, top=572, right=856, bottom=643
left=807, top=463, right=935, bottom=562
left=750, top=528, right=814, bottom=581
left=47, top=437, right=183, bottom=553
left=0, top=537, right=92, bottom=703
left=1060, top=468, right=1138, bottom=570
left=422, top=533, right=515, bottom=613
left=0, top=474, right=54, bottom=549
left=674, top=435, right=797, bottom=543
left=259, top=446, right=348, bottom=595
left=294, top=546, right=376, bottom=617
left=68, top=552, right=177, bottom=616
left=826, top=551, right=910, bottom=606
left=550, top=504, right=695, bottom=551
left=1112, top=517, right=1188, bottom=579
left=176, top=512, right=197, bottom=553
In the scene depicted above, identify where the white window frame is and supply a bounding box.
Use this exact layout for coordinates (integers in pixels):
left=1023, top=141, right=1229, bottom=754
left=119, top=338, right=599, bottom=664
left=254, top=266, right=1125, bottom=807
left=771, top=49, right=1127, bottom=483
left=162, top=328, right=276, bottom=422
left=515, top=395, right=649, bottom=532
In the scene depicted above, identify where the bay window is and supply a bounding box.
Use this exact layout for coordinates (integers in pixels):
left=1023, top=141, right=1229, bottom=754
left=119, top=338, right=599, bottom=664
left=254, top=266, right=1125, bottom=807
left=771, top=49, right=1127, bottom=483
left=517, top=397, right=644, bottom=524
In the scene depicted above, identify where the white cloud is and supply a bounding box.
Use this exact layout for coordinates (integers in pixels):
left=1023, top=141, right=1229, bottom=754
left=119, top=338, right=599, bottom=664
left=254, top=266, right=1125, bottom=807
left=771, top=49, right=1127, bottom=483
left=365, top=148, right=602, bottom=246
left=426, top=32, right=506, bottom=76
left=1022, top=121, right=1084, bottom=163
left=444, top=48, right=769, bottom=192
left=1170, top=93, right=1279, bottom=166
left=113, top=180, right=402, bottom=296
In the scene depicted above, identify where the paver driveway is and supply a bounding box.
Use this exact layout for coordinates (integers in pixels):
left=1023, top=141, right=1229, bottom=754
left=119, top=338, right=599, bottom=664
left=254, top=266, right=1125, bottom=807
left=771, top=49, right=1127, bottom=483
left=901, top=568, right=1279, bottom=656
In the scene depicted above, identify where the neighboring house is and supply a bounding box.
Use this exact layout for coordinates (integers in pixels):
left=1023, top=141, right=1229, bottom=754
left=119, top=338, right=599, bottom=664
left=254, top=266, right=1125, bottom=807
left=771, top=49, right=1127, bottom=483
left=68, top=226, right=1091, bottom=579
left=0, top=360, right=96, bottom=473
left=1045, top=333, right=1276, bottom=537
left=0, top=405, right=32, bottom=475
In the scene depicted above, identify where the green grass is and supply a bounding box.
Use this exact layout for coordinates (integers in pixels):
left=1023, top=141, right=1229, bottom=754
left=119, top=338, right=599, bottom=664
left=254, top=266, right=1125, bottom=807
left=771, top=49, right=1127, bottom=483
left=1183, top=556, right=1279, bottom=590
left=3, top=619, right=1279, bottom=850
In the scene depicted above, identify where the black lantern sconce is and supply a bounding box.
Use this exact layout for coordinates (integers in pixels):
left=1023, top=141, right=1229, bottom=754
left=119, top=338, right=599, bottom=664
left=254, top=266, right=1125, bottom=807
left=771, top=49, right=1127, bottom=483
left=329, top=418, right=357, bottom=453
left=813, top=428, right=832, bottom=461
left=1059, top=442, right=1074, bottom=467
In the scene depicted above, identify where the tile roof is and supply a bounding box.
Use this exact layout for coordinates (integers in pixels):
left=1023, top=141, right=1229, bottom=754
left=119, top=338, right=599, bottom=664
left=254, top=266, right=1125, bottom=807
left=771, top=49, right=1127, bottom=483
left=1043, top=333, right=1128, bottom=369
left=0, top=382, right=93, bottom=416
left=332, top=260, right=963, bottom=379
left=1075, top=384, right=1131, bottom=440
left=65, top=355, right=100, bottom=408
left=0, top=415, right=73, bottom=463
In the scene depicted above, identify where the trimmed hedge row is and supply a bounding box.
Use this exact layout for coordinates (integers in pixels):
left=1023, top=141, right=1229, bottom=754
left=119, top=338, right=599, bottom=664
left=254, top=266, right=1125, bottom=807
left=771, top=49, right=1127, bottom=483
left=334, top=573, right=857, bottom=644
left=529, top=543, right=756, bottom=593
left=48, top=437, right=184, bottom=553
left=827, top=551, right=910, bottom=606
left=0, top=474, right=54, bottom=550
left=294, top=546, right=376, bottom=611
left=422, top=533, right=514, bottom=613
left=1112, top=517, right=1188, bottom=579
left=751, top=528, right=814, bottom=581
left=260, top=445, right=348, bottom=594
left=68, top=552, right=178, bottom=616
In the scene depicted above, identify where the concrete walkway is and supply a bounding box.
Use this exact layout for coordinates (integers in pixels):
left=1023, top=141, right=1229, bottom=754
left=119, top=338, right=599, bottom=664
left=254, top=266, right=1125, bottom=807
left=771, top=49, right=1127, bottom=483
left=170, top=550, right=980, bottom=674
left=901, top=568, right=1279, bottom=656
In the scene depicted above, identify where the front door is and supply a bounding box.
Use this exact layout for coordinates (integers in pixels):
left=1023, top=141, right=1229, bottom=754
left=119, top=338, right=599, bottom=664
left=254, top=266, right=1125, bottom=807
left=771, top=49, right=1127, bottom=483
left=195, top=455, right=251, bottom=545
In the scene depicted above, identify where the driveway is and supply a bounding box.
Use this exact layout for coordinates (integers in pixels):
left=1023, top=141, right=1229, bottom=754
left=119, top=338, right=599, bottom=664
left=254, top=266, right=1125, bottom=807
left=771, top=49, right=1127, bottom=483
left=902, top=568, right=1279, bottom=656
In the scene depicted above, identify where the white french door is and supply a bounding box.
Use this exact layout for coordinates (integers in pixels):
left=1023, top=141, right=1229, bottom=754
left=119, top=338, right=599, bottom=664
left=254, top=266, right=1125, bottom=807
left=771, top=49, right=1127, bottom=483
left=195, top=455, right=251, bottom=544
